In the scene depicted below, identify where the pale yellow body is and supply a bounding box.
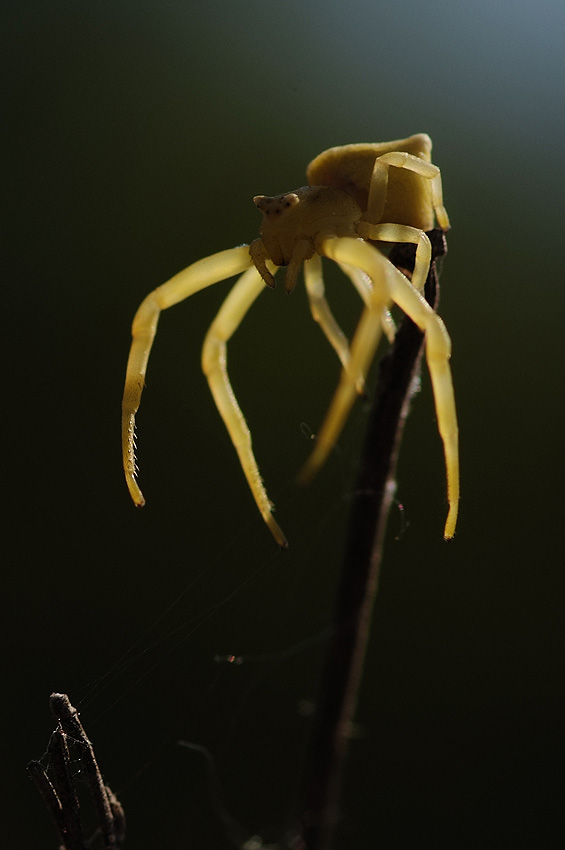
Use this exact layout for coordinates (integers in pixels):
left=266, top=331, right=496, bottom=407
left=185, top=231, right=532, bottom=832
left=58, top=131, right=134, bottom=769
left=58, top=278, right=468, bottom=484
left=122, top=134, right=459, bottom=547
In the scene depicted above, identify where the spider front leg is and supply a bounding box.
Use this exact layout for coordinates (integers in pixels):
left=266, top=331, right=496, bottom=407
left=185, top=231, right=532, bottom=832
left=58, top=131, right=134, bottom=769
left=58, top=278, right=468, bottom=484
left=122, top=245, right=253, bottom=507
left=202, top=264, right=289, bottom=549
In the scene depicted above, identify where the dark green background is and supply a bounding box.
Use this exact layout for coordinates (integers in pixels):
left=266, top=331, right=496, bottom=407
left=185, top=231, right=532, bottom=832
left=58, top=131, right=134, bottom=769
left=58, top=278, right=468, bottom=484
left=4, top=1, right=564, bottom=847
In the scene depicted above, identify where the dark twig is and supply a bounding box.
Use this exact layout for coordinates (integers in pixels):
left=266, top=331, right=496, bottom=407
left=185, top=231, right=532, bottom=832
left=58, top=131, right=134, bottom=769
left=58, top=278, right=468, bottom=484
left=293, top=230, right=447, bottom=850
left=27, top=756, right=83, bottom=849
left=28, top=693, right=125, bottom=850
left=50, top=693, right=118, bottom=849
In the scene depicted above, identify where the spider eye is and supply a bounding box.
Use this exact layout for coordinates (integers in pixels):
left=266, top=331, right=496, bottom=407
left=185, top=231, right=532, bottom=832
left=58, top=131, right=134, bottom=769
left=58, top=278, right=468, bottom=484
left=283, top=192, right=300, bottom=208
left=253, top=192, right=300, bottom=217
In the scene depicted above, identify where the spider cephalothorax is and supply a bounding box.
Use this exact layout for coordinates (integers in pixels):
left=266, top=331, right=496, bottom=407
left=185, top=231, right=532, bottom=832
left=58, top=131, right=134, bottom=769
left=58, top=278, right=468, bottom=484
left=250, top=186, right=361, bottom=293
left=122, top=134, right=459, bottom=548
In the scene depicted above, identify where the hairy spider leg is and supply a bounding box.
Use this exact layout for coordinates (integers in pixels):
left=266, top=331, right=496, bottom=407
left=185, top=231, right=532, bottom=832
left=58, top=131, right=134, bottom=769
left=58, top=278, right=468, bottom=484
left=301, top=236, right=459, bottom=540
left=201, top=263, right=288, bottom=549
left=122, top=245, right=253, bottom=507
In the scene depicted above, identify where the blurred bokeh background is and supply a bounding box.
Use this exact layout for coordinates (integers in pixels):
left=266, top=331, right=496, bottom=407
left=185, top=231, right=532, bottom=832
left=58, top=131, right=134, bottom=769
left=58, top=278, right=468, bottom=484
left=4, top=1, right=564, bottom=847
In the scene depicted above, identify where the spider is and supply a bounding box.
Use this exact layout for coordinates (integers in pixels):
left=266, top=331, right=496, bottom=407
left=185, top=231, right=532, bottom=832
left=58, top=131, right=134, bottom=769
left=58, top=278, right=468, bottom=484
left=122, top=134, right=459, bottom=549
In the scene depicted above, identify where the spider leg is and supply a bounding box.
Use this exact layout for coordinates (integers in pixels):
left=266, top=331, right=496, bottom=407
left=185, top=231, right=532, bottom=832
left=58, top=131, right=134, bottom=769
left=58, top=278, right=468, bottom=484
left=299, top=237, right=390, bottom=483
left=302, top=237, right=459, bottom=540
left=357, top=222, right=432, bottom=293
left=122, top=245, right=253, bottom=507
left=202, top=264, right=288, bottom=549
left=304, top=254, right=365, bottom=393
left=367, top=151, right=450, bottom=231
left=303, top=255, right=394, bottom=390
left=384, top=260, right=459, bottom=539
left=338, top=261, right=396, bottom=343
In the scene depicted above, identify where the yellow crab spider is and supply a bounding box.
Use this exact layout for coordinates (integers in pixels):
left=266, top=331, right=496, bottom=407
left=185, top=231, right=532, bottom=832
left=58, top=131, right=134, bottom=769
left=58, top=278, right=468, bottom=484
left=122, top=134, right=459, bottom=549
